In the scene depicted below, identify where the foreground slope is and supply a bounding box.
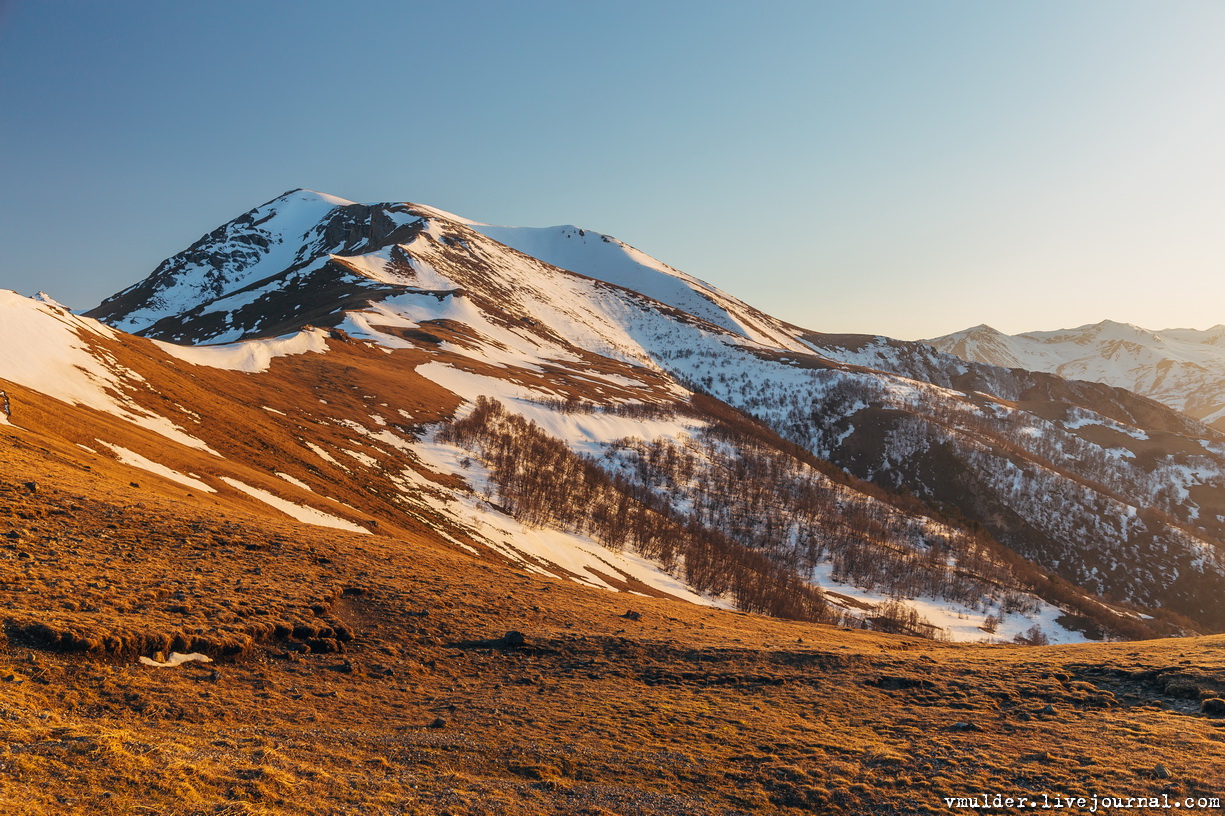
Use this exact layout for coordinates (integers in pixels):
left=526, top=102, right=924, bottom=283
left=1, top=290, right=712, bottom=612
left=1, top=437, right=1224, bottom=815
left=927, top=321, right=1225, bottom=431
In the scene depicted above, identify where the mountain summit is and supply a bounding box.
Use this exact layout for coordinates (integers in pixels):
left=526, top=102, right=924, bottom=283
left=87, top=189, right=800, bottom=352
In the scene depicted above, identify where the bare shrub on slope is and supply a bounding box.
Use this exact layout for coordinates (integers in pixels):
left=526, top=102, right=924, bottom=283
left=438, top=397, right=834, bottom=624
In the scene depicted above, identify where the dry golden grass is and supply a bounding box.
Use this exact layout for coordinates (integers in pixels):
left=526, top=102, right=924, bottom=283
left=2, top=429, right=1225, bottom=815
left=1, top=332, right=1224, bottom=813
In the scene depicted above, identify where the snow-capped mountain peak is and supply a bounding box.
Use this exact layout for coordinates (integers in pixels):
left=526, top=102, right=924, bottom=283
left=928, top=320, right=1225, bottom=428
left=90, top=189, right=365, bottom=333
left=85, top=192, right=811, bottom=355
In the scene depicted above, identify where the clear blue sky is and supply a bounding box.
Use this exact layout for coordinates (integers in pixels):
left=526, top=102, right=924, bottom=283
left=2, top=0, right=1222, bottom=339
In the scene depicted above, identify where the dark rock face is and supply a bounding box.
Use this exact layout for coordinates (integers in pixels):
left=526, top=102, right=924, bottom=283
left=313, top=203, right=421, bottom=255
left=85, top=191, right=427, bottom=340
left=133, top=258, right=410, bottom=344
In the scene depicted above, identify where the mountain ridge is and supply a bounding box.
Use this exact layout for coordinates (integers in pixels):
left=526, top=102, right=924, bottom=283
left=927, top=320, right=1225, bottom=430
left=2, top=189, right=1220, bottom=643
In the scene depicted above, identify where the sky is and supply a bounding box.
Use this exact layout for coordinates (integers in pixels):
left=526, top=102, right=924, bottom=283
left=1, top=0, right=1222, bottom=340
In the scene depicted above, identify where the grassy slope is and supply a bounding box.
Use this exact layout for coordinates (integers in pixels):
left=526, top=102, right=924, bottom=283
left=1, top=425, right=1224, bottom=816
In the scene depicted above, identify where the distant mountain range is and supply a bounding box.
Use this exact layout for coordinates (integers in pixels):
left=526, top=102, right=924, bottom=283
left=3, top=189, right=1223, bottom=647
left=926, top=321, right=1225, bottom=431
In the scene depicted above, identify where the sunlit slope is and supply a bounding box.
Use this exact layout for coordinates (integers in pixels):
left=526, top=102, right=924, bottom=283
left=28, top=191, right=1222, bottom=638
left=4, top=431, right=1225, bottom=814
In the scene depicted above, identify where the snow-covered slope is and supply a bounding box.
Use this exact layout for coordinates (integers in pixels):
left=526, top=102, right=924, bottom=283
left=0, top=289, right=214, bottom=450
left=92, top=190, right=361, bottom=334
left=87, top=190, right=814, bottom=358
left=465, top=221, right=803, bottom=349
left=927, top=321, right=1225, bottom=430
left=3, top=287, right=719, bottom=610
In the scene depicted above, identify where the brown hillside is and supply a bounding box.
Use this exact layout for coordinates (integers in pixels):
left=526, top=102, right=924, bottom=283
left=2, top=400, right=1225, bottom=814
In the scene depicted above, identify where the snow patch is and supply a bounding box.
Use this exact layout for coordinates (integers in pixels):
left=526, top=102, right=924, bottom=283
left=99, top=442, right=216, bottom=493
left=218, top=476, right=369, bottom=533
left=154, top=328, right=329, bottom=373
left=809, top=565, right=1089, bottom=644
left=276, top=472, right=313, bottom=491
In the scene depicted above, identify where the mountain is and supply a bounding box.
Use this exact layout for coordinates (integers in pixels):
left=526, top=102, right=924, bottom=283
left=7, top=189, right=1225, bottom=811
left=1, top=188, right=1221, bottom=645
left=927, top=321, right=1225, bottom=431
left=86, top=190, right=804, bottom=351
